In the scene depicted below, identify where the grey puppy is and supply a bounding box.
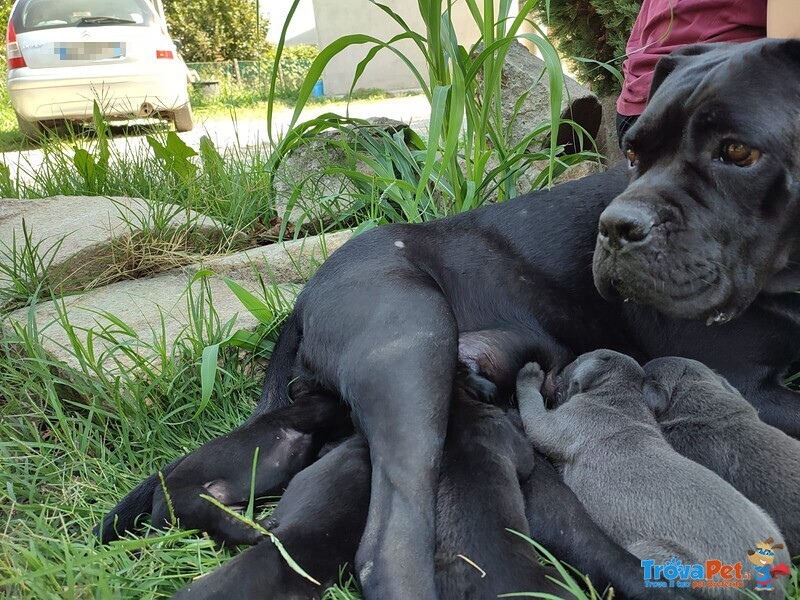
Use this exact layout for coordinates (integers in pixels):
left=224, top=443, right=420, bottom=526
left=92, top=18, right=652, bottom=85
left=516, top=350, right=790, bottom=599
left=644, top=356, right=800, bottom=555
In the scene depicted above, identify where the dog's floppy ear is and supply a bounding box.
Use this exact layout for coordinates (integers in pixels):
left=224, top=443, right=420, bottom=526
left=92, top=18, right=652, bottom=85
left=770, top=38, right=800, bottom=70
left=643, top=376, right=670, bottom=416
left=647, top=44, right=720, bottom=101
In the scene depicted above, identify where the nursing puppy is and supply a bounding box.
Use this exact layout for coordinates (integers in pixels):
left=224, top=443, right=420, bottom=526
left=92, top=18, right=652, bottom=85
left=433, top=377, right=561, bottom=599
left=173, top=371, right=561, bottom=599
left=151, top=394, right=353, bottom=546
left=517, top=350, right=790, bottom=598
left=172, top=436, right=371, bottom=600
left=644, top=357, right=800, bottom=555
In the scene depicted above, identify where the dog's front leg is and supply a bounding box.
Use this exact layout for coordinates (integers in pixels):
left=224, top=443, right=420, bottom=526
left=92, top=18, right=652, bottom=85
left=516, top=363, right=573, bottom=462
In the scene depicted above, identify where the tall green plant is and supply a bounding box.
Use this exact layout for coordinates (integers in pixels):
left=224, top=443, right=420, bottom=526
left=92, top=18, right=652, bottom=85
left=266, top=0, right=596, bottom=221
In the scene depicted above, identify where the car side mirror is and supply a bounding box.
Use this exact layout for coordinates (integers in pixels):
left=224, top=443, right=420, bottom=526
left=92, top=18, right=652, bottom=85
left=174, top=40, right=183, bottom=51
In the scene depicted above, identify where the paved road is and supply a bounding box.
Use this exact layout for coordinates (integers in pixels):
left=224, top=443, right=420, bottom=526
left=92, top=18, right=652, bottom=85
left=1, top=94, right=432, bottom=186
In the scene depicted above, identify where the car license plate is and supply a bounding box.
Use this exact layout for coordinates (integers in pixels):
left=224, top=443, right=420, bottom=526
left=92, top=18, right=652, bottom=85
left=55, top=42, right=126, bottom=61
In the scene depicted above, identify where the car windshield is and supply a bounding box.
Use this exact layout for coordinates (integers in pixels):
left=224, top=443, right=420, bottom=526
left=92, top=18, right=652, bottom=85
left=12, top=0, right=157, bottom=33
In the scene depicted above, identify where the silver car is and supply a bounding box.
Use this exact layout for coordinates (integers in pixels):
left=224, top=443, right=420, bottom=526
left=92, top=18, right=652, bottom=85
left=6, top=0, right=193, bottom=138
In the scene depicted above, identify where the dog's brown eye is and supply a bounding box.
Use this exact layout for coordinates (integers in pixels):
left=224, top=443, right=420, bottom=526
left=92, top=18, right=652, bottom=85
left=625, top=148, right=638, bottom=167
left=720, top=142, right=760, bottom=166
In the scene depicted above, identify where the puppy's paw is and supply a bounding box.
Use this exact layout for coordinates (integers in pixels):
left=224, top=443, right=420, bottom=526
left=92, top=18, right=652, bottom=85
left=517, top=362, right=546, bottom=391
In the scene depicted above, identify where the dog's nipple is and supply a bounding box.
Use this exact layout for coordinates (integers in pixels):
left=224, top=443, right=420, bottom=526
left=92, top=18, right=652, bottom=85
left=394, top=240, right=405, bottom=249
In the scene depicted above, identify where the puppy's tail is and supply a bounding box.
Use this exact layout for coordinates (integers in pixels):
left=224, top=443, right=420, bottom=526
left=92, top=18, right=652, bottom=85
left=94, top=455, right=184, bottom=543
left=252, top=309, right=302, bottom=418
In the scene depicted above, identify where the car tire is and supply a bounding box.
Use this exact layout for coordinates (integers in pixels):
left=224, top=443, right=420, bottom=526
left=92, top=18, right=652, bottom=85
left=16, top=113, right=43, bottom=140
left=173, top=104, right=194, bottom=132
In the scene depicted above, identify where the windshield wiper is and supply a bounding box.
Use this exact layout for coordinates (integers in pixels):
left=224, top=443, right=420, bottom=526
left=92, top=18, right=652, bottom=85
left=78, top=16, right=137, bottom=25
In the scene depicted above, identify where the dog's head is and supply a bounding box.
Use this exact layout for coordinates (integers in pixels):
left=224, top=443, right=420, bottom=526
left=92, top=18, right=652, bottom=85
left=642, top=356, right=752, bottom=421
left=594, top=39, right=800, bottom=324
left=555, top=349, right=645, bottom=404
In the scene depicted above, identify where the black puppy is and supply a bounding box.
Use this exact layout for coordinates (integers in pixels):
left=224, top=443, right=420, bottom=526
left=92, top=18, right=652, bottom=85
left=524, top=451, right=666, bottom=600
left=172, top=436, right=370, bottom=600
left=150, top=395, right=352, bottom=546
left=172, top=372, right=562, bottom=599
left=102, top=40, right=800, bottom=599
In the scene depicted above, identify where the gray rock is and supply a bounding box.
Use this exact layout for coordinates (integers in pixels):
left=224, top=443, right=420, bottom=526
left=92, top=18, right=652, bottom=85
left=272, top=117, right=413, bottom=227
left=0, top=196, right=229, bottom=294
left=6, top=230, right=352, bottom=373
left=596, top=93, right=624, bottom=165
left=480, top=154, right=604, bottom=203
left=478, top=41, right=602, bottom=156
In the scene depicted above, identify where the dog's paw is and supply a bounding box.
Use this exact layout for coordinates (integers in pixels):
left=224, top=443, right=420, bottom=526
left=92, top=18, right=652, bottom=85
left=261, top=516, right=278, bottom=531
left=517, top=362, right=546, bottom=391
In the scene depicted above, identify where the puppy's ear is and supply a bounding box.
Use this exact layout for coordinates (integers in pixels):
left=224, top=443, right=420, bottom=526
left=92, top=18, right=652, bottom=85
left=567, top=360, right=605, bottom=397
left=643, top=377, right=670, bottom=416
left=648, top=44, right=720, bottom=101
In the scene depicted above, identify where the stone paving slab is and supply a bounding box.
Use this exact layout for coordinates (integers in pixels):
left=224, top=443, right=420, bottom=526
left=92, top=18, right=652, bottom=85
left=0, top=195, right=226, bottom=292
left=6, top=230, right=353, bottom=373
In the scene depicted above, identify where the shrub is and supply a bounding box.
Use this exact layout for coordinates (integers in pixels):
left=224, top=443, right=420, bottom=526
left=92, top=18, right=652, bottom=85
left=0, top=2, right=10, bottom=60
left=186, top=45, right=319, bottom=105
left=162, top=0, right=270, bottom=62
left=536, top=0, right=642, bottom=96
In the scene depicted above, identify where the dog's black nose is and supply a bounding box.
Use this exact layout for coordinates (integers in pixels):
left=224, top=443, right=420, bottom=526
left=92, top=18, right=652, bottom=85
left=598, top=204, right=654, bottom=250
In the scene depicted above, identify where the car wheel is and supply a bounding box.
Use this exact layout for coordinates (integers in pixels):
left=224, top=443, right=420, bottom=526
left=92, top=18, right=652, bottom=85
left=173, top=104, right=194, bottom=132
left=15, top=113, right=43, bottom=140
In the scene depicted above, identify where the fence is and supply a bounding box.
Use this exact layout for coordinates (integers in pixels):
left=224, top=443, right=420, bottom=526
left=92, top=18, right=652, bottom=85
left=186, top=55, right=316, bottom=105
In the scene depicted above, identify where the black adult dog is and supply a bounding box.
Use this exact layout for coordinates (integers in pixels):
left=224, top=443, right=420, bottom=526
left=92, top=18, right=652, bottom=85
left=99, top=39, right=800, bottom=599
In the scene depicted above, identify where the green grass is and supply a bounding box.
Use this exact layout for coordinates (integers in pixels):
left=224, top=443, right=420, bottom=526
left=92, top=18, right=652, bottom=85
left=2, top=1, right=798, bottom=598
left=0, top=282, right=294, bottom=598
left=0, top=116, right=275, bottom=242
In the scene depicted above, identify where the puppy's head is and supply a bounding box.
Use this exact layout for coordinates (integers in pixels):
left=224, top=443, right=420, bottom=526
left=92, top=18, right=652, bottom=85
left=555, top=349, right=645, bottom=405
left=594, top=39, right=800, bottom=324
left=643, top=356, right=751, bottom=422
